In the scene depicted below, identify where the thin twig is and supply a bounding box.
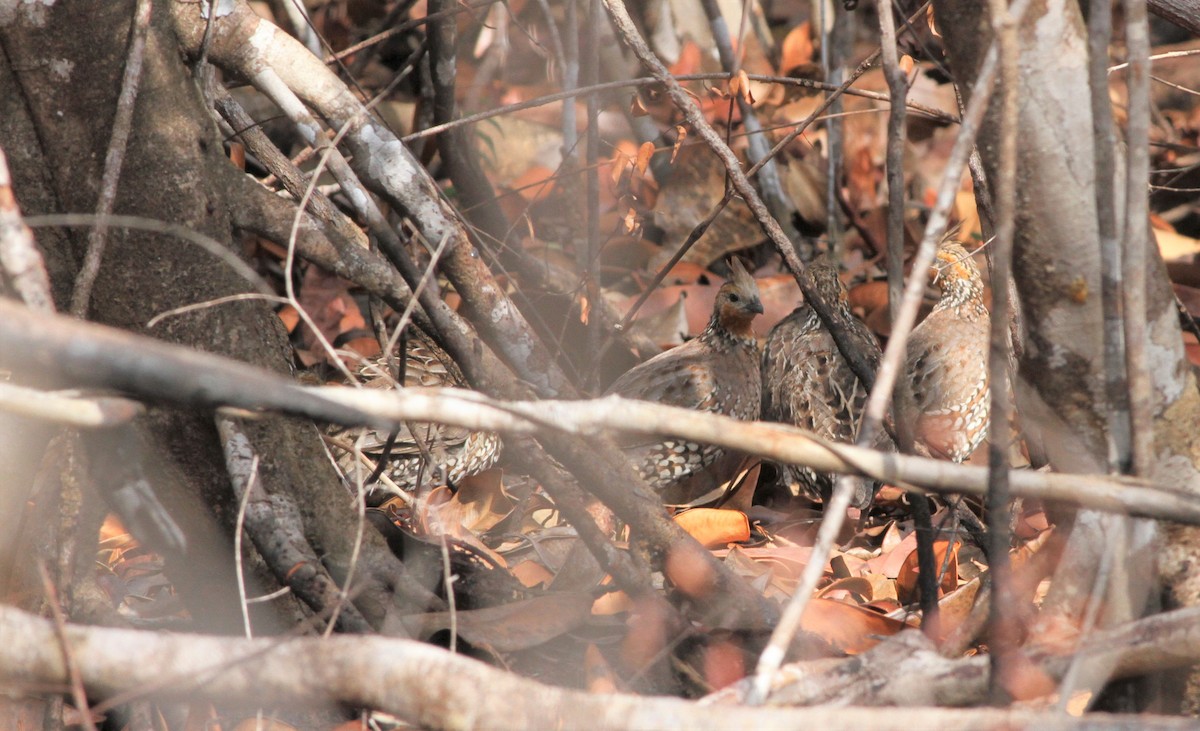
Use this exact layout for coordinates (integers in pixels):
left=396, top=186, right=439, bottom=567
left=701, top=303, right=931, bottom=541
left=984, top=0, right=1019, bottom=705
left=27, top=214, right=273, bottom=296
left=699, top=0, right=800, bottom=245
left=323, top=0, right=499, bottom=64
left=146, top=293, right=289, bottom=329
left=401, top=70, right=956, bottom=144
left=1108, top=48, right=1200, bottom=72
left=876, top=0, right=938, bottom=628
left=440, top=536, right=457, bottom=654
left=877, top=0, right=908, bottom=332
left=70, top=0, right=153, bottom=318
left=1090, top=0, right=1130, bottom=472
left=234, top=455, right=262, bottom=639
left=1149, top=74, right=1200, bottom=98
left=1123, top=0, right=1154, bottom=476
left=561, top=0, right=580, bottom=156
left=582, top=0, right=602, bottom=390
left=38, top=562, right=100, bottom=731
left=531, top=0, right=573, bottom=154
left=747, top=0, right=1032, bottom=702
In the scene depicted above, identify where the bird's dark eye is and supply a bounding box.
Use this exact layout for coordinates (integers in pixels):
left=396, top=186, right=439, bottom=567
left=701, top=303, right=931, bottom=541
left=729, top=293, right=740, bottom=303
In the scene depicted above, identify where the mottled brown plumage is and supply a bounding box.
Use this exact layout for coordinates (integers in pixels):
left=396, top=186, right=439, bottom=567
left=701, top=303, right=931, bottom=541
left=606, top=258, right=764, bottom=490
left=327, top=332, right=501, bottom=493
left=905, top=240, right=990, bottom=462
left=762, top=260, right=884, bottom=505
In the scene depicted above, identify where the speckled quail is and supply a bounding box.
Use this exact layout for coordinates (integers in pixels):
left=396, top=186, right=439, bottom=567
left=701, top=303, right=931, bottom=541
left=905, top=239, right=990, bottom=463
left=605, top=258, right=764, bottom=491
left=327, top=330, right=501, bottom=493
left=762, top=260, right=885, bottom=505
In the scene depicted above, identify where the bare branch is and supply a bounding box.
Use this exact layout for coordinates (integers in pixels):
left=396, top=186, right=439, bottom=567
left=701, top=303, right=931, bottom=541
left=2, top=298, right=1196, bottom=526
left=1, top=605, right=1196, bottom=730
left=1148, top=0, right=1200, bottom=35
left=984, top=0, right=1020, bottom=703
left=0, top=147, right=53, bottom=313
left=170, top=1, right=575, bottom=397
left=1122, top=0, right=1154, bottom=476
left=0, top=383, right=142, bottom=427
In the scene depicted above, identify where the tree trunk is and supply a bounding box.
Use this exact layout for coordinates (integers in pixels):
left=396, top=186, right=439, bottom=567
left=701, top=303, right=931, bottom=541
left=933, top=0, right=1200, bottom=710
left=0, top=0, right=431, bottom=644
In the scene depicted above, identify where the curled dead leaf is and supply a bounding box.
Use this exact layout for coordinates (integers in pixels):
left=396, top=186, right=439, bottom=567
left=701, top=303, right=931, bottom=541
left=611, top=151, right=631, bottom=187
left=896, top=539, right=960, bottom=604
left=673, top=508, right=750, bottom=548
left=511, top=559, right=555, bottom=588
left=671, top=126, right=688, bottom=164
left=801, top=598, right=906, bottom=655
left=636, top=141, right=655, bottom=175
left=732, top=70, right=754, bottom=104
left=779, top=22, right=814, bottom=75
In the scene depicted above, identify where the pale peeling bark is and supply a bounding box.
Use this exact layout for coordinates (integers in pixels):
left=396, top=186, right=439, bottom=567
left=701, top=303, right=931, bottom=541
left=933, top=0, right=1200, bottom=710
left=939, top=0, right=1110, bottom=469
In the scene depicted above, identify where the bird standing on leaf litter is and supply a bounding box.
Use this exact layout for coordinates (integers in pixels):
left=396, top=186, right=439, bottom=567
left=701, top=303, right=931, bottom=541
left=761, top=259, right=886, bottom=506
left=905, top=239, right=991, bottom=463
left=605, top=257, right=764, bottom=491
left=327, top=330, right=501, bottom=493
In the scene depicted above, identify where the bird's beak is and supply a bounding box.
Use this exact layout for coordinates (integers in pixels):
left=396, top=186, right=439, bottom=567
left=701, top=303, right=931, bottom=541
left=749, top=298, right=764, bottom=315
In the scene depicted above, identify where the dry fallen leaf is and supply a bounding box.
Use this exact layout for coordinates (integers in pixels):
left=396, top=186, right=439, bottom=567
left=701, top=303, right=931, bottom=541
left=896, top=539, right=960, bottom=604
left=509, top=164, right=557, bottom=203
left=399, top=592, right=595, bottom=652
left=636, top=141, right=655, bottom=175
left=511, top=559, right=555, bottom=588
left=673, top=508, right=751, bottom=548
left=800, top=598, right=907, bottom=654
left=779, top=22, right=814, bottom=75
left=671, top=125, right=687, bottom=164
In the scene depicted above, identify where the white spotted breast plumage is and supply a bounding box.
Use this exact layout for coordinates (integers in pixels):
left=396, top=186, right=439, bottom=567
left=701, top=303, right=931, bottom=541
left=606, top=258, right=764, bottom=491
left=904, top=240, right=991, bottom=462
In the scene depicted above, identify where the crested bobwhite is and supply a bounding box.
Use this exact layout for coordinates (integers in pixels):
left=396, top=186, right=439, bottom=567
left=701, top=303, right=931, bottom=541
left=327, top=329, right=501, bottom=493
left=905, top=239, right=990, bottom=462
left=761, top=259, right=885, bottom=505
left=605, top=258, right=764, bottom=491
